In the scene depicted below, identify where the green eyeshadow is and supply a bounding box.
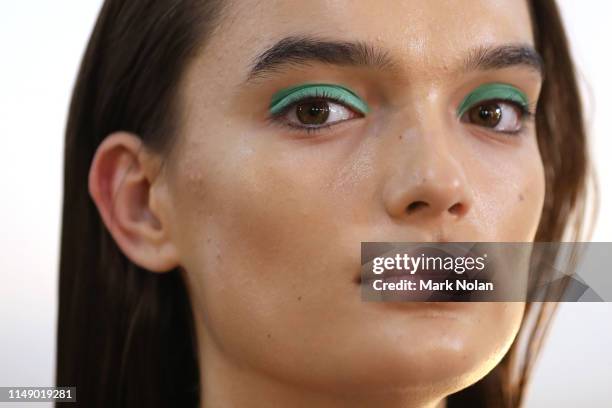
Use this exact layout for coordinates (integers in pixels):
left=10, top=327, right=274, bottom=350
left=457, top=83, right=529, bottom=117
left=269, top=83, right=370, bottom=116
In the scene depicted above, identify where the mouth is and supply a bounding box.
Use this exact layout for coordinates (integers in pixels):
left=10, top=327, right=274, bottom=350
left=357, top=243, right=495, bottom=301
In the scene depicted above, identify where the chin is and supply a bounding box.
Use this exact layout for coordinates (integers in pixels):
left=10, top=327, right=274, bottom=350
left=318, top=302, right=524, bottom=395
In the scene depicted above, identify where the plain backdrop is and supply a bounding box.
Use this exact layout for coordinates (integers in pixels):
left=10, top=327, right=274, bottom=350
left=0, top=1, right=610, bottom=407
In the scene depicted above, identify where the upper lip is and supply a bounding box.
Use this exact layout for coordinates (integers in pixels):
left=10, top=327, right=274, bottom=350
left=358, top=243, right=490, bottom=284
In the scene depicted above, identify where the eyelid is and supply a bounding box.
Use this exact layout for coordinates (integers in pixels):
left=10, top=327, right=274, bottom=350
left=268, top=83, right=370, bottom=116
left=457, top=83, right=529, bottom=117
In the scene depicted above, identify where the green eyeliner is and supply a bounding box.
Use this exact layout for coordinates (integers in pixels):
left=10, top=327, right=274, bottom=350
left=269, top=83, right=370, bottom=116
left=457, top=83, right=529, bottom=117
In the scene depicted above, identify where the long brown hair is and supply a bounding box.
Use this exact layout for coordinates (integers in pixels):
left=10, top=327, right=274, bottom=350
left=56, top=1, right=593, bottom=407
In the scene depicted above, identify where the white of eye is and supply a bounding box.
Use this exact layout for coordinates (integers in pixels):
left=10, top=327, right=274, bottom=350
left=492, top=102, right=522, bottom=132
left=285, top=101, right=356, bottom=127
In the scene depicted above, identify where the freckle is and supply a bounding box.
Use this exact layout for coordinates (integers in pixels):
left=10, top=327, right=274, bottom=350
left=297, top=296, right=302, bottom=301
left=267, top=333, right=271, bottom=339
left=519, top=193, right=524, bottom=201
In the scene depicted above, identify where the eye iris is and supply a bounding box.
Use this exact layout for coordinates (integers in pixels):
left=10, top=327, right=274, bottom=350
left=296, top=100, right=330, bottom=125
left=470, top=103, right=502, bottom=127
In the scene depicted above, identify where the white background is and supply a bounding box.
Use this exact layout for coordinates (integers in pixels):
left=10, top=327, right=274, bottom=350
left=0, top=1, right=610, bottom=407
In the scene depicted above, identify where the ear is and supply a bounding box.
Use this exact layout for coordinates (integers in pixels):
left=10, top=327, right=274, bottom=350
left=88, top=131, right=179, bottom=272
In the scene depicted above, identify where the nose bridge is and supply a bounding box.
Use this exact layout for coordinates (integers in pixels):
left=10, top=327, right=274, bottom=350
left=382, top=109, right=473, bottom=222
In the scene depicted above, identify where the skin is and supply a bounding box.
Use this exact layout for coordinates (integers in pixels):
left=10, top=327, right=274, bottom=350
left=89, top=0, right=545, bottom=407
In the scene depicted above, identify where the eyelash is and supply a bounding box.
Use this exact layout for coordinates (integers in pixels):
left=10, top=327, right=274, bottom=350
left=266, top=91, right=537, bottom=136
left=265, top=88, right=362, bottom=135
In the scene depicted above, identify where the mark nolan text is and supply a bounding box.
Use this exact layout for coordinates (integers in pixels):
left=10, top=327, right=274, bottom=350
left=372, top=279, right=494, bottom=291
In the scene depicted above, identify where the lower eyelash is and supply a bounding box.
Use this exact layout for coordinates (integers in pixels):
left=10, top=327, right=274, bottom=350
left=280, top=121, right=335, bottom=135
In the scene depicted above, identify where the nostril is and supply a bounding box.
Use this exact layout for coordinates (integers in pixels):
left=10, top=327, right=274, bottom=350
left=448, top=203, right=464, bottom=215
left=406, top=201, right=429, bottom=214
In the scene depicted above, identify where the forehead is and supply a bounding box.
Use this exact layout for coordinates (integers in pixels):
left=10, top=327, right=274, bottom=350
left=206, top=0, right=534, bottom=76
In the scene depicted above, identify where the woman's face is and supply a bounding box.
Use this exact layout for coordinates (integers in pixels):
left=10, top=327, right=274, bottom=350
left=161, top=0, right=544, bottom=403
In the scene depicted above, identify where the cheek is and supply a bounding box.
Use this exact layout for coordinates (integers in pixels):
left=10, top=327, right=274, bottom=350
left=167, top=131, right=351, bottom=323
left=470, top=136, right=545, bottom=241
left=167, top=134, right=373, bottom=389
left=170, top=126, right=377, bottom=281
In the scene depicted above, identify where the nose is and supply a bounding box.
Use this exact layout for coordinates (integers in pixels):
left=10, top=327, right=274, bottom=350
left=382, top=131, right=473, bottom=223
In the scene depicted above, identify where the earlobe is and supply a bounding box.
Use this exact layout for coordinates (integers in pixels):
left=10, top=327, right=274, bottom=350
left=88, top=131, right=179, bottom=273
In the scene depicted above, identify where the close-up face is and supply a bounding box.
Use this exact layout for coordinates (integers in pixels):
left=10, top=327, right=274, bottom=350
left=117, top=0, right=547, bottom=404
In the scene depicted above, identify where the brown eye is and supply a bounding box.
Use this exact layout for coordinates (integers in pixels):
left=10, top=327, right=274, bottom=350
left=468, top=103, right=502, bottom=128
left=463, top=101, right=524, bottom=133
left=281, top=98, right=359, bottom=133
left=295, top=100, right=330, bottom=125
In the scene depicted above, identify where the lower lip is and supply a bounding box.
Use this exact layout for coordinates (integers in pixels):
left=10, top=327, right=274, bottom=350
left=359, top=273, right=485, bottom=302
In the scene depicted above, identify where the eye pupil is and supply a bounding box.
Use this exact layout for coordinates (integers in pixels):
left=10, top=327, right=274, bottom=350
left=470, top=103, right=502, bottom=127
left=296, top=100, right=330, bottom=125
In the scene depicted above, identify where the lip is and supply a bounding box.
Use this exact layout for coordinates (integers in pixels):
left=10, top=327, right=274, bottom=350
left=358, top=243, right=494, bottom=301
left=359, top=243, right=489, bottom=282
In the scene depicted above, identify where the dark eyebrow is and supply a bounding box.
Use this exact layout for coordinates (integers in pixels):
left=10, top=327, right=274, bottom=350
left=463, top=44, right=543, bottom=76
left=244, top=35, right=399, bottom=82
left=244, top=35, right=543, bottom=83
